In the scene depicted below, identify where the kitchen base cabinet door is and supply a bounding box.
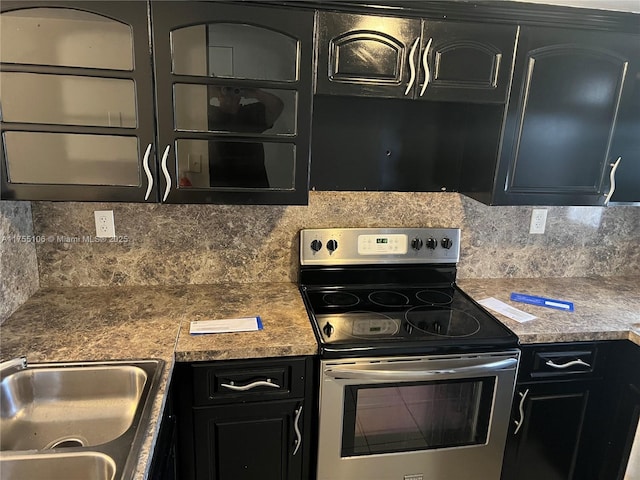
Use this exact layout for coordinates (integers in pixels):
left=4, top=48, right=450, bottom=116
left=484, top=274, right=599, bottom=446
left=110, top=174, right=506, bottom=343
left=193, top=400, right=303, bottom=480
left=598, top=341, right=640, bottom=479
left=501, top=381, right=603, bottom=480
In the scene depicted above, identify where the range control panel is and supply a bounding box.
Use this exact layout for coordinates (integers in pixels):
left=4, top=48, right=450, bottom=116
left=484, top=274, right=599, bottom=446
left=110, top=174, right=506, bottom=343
left=300, top=228, right=461, bottom=265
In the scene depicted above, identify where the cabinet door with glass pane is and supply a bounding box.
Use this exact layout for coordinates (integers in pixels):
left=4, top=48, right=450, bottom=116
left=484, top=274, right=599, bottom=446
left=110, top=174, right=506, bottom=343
left=151, top=1, right=314, bottom=204
left=0, top=1, right=157, bottom=202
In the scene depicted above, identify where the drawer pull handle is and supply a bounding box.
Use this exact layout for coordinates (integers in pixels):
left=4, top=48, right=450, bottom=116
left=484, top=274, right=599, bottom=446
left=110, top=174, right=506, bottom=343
left=604, top=156, right=621, bottom=205
left=220, top=379, right=281, bottom=391
left=405, top=37, right=420, bottom=96
left=545, top=359, right=591, bottom=369
left=419, top=37, right=433, bottom=96
left=293, top=405, right=303, bottom=456
left=513, top=388, right=529, bottom=435
left=142, top=143, right=153, bottom=200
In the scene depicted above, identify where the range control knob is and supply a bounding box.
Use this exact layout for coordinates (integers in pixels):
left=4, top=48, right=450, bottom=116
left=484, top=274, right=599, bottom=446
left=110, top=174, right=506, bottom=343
left=310, top=239, right=323, bottom=252
left=410, top=238, right=423, bottom=250
left=441, top=237, right=453, bottom=249
left=426, top=238, right=438, bottom=250
left=322, top=322, right=335, bottom=337
left=326, top=239, right=338, bottom=253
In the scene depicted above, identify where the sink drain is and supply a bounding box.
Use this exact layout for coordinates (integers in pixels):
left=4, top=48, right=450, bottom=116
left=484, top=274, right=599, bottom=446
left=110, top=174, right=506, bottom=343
left=46, top=437, right=86, bottom=449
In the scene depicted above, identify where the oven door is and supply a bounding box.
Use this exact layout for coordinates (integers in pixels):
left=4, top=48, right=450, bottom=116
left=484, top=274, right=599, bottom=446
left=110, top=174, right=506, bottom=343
left=317, top=351, right=520, bottom=480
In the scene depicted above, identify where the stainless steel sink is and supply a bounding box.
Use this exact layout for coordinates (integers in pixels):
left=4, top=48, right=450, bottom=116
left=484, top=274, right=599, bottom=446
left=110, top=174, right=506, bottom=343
left=0, top=359, right=163, bottom=480
left=1, top=364, right=147, bottom=450
left=0, top=452, right=116, bottom=480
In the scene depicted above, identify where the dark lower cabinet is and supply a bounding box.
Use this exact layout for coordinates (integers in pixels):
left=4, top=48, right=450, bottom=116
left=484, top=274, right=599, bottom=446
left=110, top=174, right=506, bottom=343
left=149, top=383, right=177, bottom=480
left=598, top=340, right=640, bottom=479
left=193, top=400, right=303, bottom=480
left=501, top=342, right=611, bottom=480
left=173, top=356, right=316, bottom=480
left=501, top=380, right=601, bottom=480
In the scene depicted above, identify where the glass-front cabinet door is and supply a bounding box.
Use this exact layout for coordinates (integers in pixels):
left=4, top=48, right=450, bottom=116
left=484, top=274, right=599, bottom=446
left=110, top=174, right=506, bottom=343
left=0, top=1, right=156, bottom=202
left=151, top=1, right=314, bottom=204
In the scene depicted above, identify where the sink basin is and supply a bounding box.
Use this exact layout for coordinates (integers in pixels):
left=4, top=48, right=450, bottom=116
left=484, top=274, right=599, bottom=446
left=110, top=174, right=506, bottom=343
left=0, top=359, right=163, bottom=480
left=1, top=364, right=147, bottom=451
left=0, top=452, right=116, bottom=480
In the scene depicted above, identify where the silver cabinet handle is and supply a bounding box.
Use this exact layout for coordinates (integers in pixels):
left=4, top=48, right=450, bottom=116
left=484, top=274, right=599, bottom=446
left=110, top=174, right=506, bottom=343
left=545, top=358, right=591, bottom=369
left=404, top=37, right=420, bottom=96
left=293, top=405, right=303, bottom=456
left=142, top=143, right=153, bottom=200
left=604, top=156, right=622, bottom=205
left=160, top=144, right=171, bottom=202
left=220, top=379, right=281, bottom=391
left=419, top=37, right=433, bottom=96
left=514, top=388, right=529, bottom=435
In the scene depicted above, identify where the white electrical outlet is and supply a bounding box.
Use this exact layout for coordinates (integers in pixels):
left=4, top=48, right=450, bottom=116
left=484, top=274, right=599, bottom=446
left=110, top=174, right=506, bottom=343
left=94, top=210, right=116, bottom=238
left=529, top=208, right=548, bottom=234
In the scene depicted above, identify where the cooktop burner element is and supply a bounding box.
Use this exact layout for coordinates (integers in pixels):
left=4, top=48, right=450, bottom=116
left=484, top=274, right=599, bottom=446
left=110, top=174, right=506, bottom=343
left=298, top=228, right=518, bottom=358
left=368, top=291, right=410, bottom=307
left=404, top=306, right=481, bottom=337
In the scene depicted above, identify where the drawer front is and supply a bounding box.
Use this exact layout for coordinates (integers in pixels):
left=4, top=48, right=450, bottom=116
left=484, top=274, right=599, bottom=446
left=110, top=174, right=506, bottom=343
left=192, top=357, right=308, bottom=405
left=519, top=342, right=610, bottom=381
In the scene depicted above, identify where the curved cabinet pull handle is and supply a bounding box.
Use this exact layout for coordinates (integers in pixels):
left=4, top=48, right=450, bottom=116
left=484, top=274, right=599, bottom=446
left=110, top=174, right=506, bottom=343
left=220, top=379, right=281, bottom=391
left=293, top=405, right=303, bottom=456
left=545, top=358, right=591, bottom=369
left=604, top=156, right=622, bottom=205
left=513, top=388, right=529, bottom=435
left=419, top=37, right=433, bottom=97
left=404, top=37, right=420, bottom=96
left=160, top=144, right=172, bottom=202
left=142, top=143, right=153, bottom=200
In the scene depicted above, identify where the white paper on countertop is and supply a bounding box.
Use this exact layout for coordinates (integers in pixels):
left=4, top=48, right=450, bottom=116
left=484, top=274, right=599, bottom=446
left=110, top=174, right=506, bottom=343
left=478, top=297, right=537, bottom=323
left=190, top=316, right=263, bottom=334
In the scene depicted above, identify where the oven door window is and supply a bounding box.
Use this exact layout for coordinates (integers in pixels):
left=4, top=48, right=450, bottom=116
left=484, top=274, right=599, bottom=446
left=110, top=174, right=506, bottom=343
left=341, top=377, right=495, bottom=456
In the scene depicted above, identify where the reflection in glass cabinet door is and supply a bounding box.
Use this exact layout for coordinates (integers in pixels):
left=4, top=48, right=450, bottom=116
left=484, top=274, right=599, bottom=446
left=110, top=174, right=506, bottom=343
left=175, top=139, right=295, bottom=190
left=171, top=22, right=298, bottom=81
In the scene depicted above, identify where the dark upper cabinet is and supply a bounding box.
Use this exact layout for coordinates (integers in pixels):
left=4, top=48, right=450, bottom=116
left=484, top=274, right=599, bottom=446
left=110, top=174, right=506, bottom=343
left=315, top=11, right=517, bottom=103
left=151, top=2, right=314, bottom=204
left=315, top=11, right=421, bottom=98
left=609, top=66, right=640, bottom=204
left=417, top=21, right=517, bottom=103
left=0, top=1, right=157, bottom=202
left=467, top=26, right=639, bottom=206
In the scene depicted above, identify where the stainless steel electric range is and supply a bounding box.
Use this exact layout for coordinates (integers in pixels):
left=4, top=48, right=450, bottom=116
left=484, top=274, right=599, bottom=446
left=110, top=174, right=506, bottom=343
left=299, top=228, right=519, bottom=480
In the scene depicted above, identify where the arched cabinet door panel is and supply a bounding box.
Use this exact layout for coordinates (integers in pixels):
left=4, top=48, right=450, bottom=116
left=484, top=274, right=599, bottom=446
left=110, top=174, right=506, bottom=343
left=151, top=1, right=314, bottom=205
left=0, top=1, right=157, bottom=202
left=316, top=11, right=421, bottom=99
left=418, top=22, right=518, bottom=103
left=490, top=26, right=638, bottom=206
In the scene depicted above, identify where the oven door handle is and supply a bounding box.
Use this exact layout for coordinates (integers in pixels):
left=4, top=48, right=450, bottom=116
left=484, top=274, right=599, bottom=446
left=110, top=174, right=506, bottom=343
left=325, top=357, right=517, bottom=380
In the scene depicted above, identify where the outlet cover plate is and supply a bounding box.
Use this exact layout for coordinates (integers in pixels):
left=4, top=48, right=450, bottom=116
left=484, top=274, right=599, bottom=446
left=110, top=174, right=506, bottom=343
left=94, top=210, right=115, bottom=238
left=529, top=208, right=547, bottom=234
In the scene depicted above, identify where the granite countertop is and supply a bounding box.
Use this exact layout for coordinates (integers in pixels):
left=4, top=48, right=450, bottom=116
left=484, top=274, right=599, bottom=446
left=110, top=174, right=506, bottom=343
left=2, top=276, right=639, bottom=478
left=458, top=275, right=640, bottom=345
left=0, top=282, right=317, bottom=480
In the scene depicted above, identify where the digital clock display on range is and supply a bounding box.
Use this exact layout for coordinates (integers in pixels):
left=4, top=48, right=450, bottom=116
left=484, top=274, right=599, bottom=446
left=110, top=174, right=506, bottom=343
left=357, top=234, right=408, bottom=255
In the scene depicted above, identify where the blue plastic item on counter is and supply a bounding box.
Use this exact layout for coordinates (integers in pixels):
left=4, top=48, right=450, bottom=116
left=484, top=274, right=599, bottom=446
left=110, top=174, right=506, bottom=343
left=510, top=292, right=574, bottom=312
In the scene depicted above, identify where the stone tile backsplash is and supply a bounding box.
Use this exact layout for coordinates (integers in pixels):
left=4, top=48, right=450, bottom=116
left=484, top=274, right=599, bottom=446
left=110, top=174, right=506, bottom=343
left=1, top=201, right=40, bottom=323
left=28, top=191, right=639, bottom=288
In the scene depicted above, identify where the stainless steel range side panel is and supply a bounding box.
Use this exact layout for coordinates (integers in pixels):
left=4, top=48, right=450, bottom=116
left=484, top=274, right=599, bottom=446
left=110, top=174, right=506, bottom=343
left=316, top=350, right=520, bottom=480
left=300, top=228, right=461, bottom=265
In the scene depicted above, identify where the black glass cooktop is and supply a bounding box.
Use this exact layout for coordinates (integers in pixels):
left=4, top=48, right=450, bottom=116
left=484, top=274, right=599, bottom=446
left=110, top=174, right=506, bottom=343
left=301, top=285, right=518, bottom=357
